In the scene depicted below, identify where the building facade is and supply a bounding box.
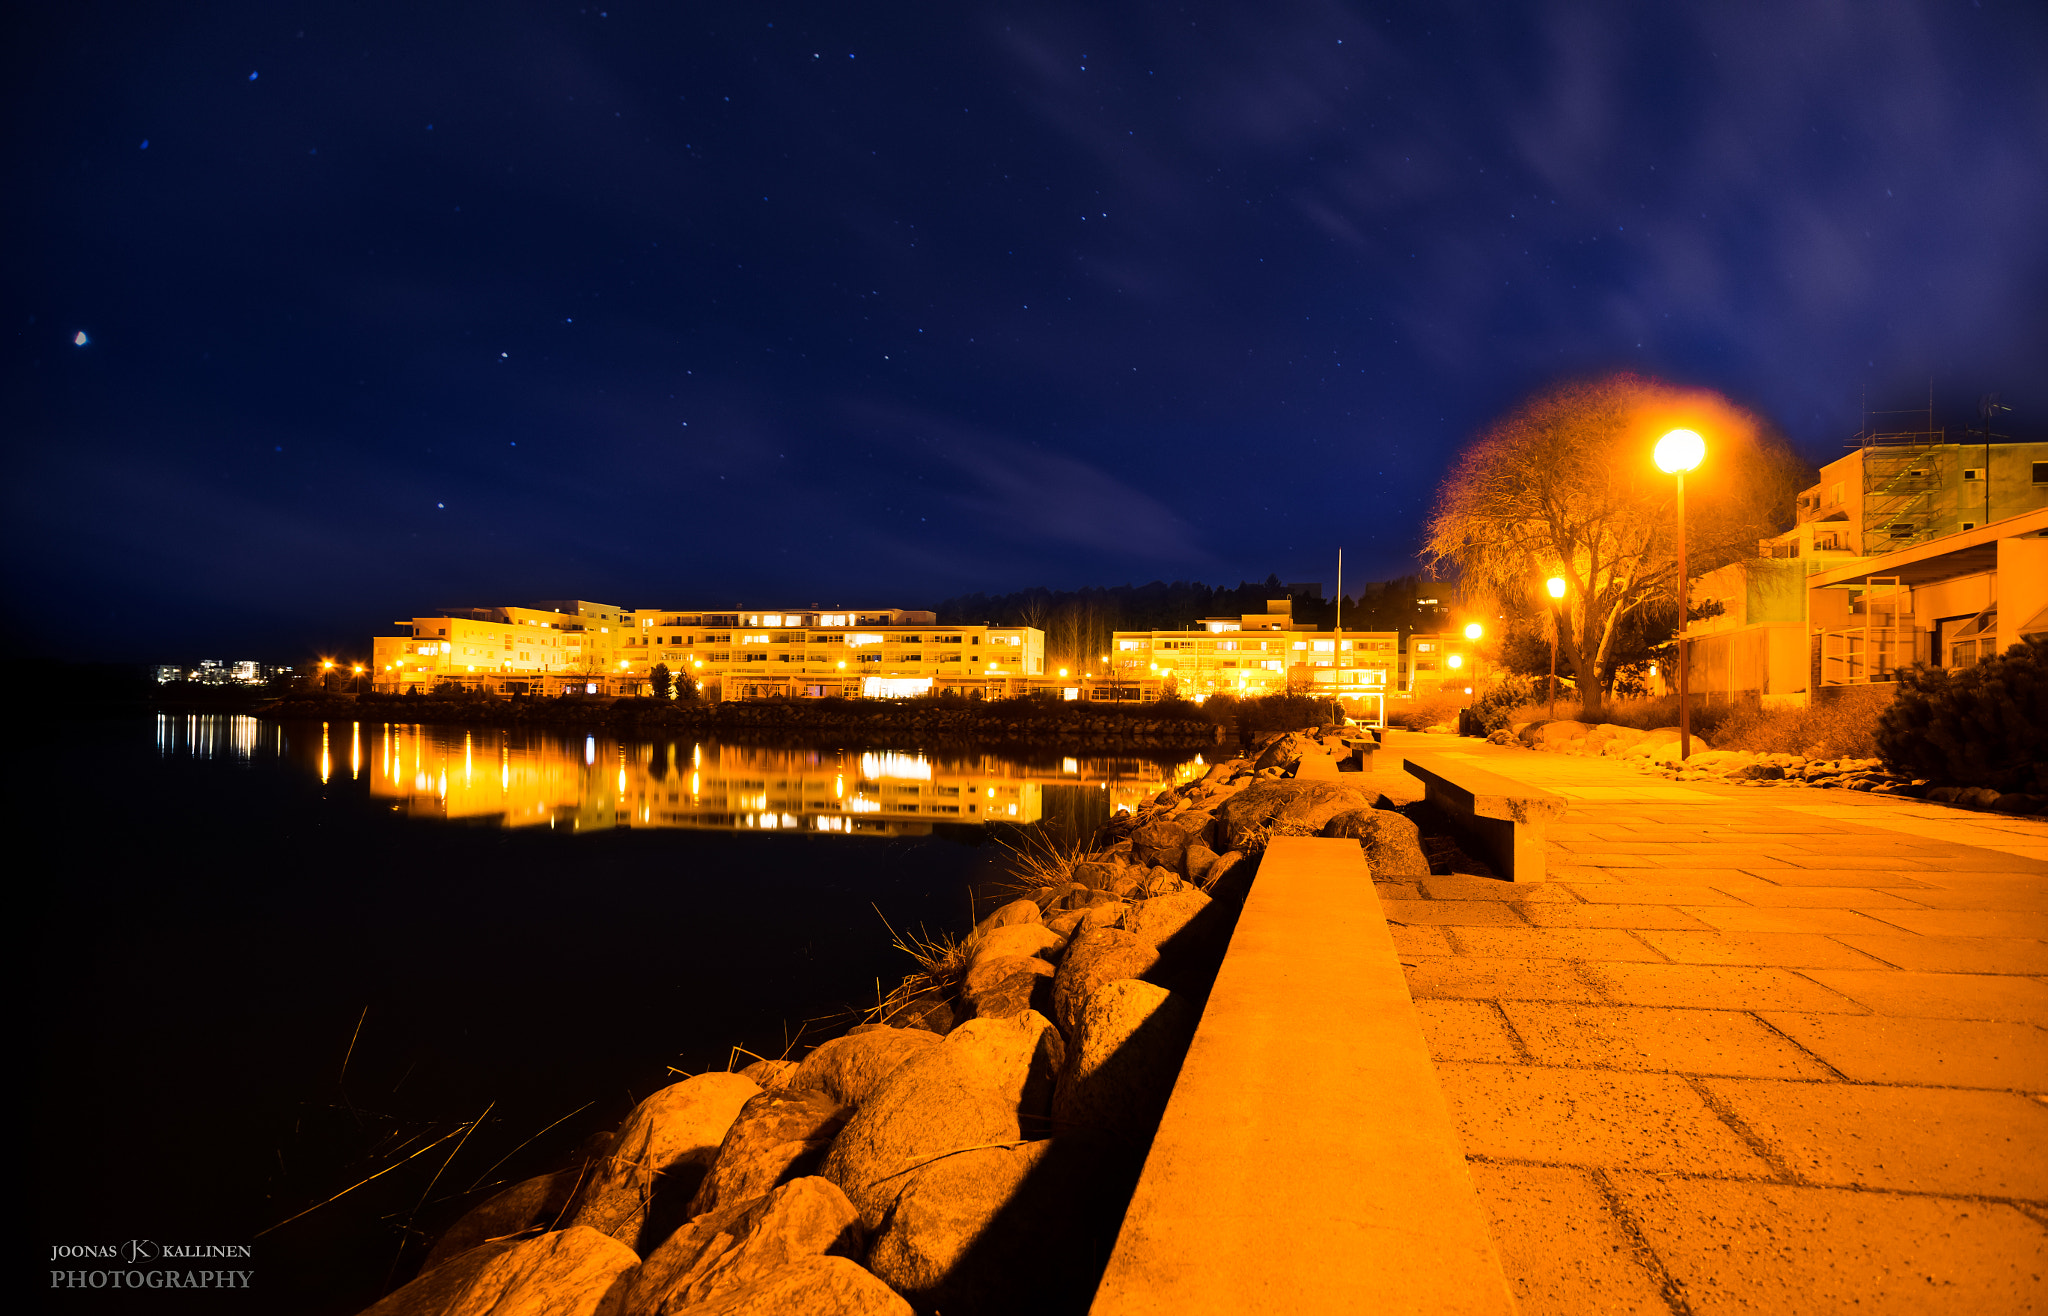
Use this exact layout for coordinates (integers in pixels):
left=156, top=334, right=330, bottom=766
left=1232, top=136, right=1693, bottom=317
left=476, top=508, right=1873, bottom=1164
left=1108, top=599, right=1399, bottom=711
left=372, top=601, right=1046, bottom=698
left=1680, top=435, right=2048, bottom=704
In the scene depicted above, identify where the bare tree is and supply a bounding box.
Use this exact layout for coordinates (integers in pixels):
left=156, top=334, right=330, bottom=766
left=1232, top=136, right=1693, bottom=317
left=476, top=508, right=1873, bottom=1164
left=1425, top=373, right=1806, bottom=719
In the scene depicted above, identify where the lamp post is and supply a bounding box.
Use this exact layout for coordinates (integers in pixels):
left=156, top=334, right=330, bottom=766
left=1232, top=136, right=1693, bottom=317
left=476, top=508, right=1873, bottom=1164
left=1543, top=582, right=1564, bottom=715
left=1655, top=428, right=1706, bottom=760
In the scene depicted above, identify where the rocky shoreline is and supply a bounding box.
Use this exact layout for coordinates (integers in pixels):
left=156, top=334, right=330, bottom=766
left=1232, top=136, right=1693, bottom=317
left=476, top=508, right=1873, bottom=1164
left=359, top=726, right=1422, bottom=1316
left=1483, top=718, right=2046, bottom=816
left=242, top=695, right=1226, bottom=752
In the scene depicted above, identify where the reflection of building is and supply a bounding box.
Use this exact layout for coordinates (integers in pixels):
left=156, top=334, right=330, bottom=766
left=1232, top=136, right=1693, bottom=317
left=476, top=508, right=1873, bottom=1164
left=358, top=726, right=1209, bottom=834
left=1106, top=599, right=1396, bottom=709
left=371, top=602, right=1045, bottom=699
left=1679, top=429, right=2048, bottom=704
left=155, top=660, right=288, bottom=685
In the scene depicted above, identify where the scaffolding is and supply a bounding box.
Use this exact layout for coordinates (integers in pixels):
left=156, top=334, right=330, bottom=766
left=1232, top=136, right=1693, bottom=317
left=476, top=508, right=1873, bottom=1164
left=1855, top=406, right=1952, bottom=551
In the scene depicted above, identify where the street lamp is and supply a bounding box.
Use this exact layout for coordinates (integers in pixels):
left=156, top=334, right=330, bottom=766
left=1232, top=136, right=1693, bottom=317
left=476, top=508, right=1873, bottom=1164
left=1655, top=428, right=1706, bottom=759
left=1545, top=576, right=1567, bottom=718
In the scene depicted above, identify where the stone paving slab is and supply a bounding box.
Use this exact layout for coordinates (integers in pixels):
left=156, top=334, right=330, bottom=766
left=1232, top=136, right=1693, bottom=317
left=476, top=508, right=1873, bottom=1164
left=1607, top=1175, right=2048, bottom=1316
left=1699, top=1078, right=2048, bottom=1197
left=1758, top=1012, right=2048, bottom=1088
left=1371, top=732, right=2048, bottom=1315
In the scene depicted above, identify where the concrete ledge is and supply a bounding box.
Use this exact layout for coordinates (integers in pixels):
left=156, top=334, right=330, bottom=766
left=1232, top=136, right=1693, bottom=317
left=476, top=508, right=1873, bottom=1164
left=1089, top=837, right=1515, bottom=1315
left=1404, top=751, right=1566, bottom=882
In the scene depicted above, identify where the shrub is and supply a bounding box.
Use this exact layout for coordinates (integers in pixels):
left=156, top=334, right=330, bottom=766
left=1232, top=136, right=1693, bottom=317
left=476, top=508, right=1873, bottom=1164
left=1709, top=689, right=1886, bottom=758
left=1471, top=674, right=1539, bottom=733
left=1388, top=692, right=1464, bottom=730
left=1877, top=637, right=2047, bottom=792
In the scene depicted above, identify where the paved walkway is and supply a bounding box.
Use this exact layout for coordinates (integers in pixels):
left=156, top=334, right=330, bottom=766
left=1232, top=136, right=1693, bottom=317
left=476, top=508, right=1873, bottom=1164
left=1364, top=735, right=2048, bottom=1316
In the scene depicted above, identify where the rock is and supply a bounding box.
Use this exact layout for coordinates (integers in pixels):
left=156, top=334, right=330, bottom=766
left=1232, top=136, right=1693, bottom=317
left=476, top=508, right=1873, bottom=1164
left=361, top=1241, right=522, bottom=1316
left=1142, top=866, right=1184, bottom=897
left=1120, top=889, right=1212, bottom=951
left=737, top=1060, right=799, bottom=1091
left=623, top=1176, right=865, bottom=1316
left=1044, top=908, right=1086, bottom=939
left=1052, top=980, right=1198, bottom=1140
left=1994, top=793, right=2045, bottom=816
left=1956, top=786, right=2003, bottom=809
left=1202, top=850, right=1248, bottom=892
left=1077, top=900, right=1129, bottom=933
left=1251, top=732, right=1318, bottom=773
left=968, top=899, right=1042, bottom=943
left=820, top=1012, right=1062, bottom=1230
left=1318, top=809, right=1430, bottom=877
left=867, top=1142, right=1050, bottom=1308
left=1050, top=928, right=1160, bottom=1037
left=568, top=1073, right=761, bottom=1253
left=1179, top=841, right=1220, bottom=884
left=422, top=1169, right=583, bottom=1274
left=1072, top=860, right=1122, bottom=892
left=960, top=954, right=1056, bottom=1022
left=369, top=1227, right=635, bottom=1316
left=968, top=923, right=1065, bottom=969
left=1212, top=779, right=1381, bottom=852
left=1485, top=729, right=1514, bottom=745
left=687, top=1089, right=850, bottom=1218
left=1129, top=817, right=1200, bottom=869
left=669, top=1256, right=910, bottom=1316
left=789, top=1027, right=940, bottom=1108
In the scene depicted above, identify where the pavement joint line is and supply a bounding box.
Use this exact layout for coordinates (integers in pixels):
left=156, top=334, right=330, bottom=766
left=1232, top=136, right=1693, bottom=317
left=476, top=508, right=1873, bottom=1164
left=1470, top=1155, right=2048, bottom=1208
left=1481, top=999, right=1537, bottom=1064
left=1742, top=1011, right=1855, bottom=1083
left=1423, top=1055, right=2048, bottom=1093
left=1584, top=1166, right=1694, bottom=1316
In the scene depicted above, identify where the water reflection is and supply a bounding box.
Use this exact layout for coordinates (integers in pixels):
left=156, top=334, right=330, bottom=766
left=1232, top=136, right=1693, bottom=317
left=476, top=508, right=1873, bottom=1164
left=157, top=715, right=1204, bottom=837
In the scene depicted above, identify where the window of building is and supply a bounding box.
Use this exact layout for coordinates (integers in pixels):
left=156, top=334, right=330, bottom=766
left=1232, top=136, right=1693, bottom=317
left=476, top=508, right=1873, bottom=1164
left=1889, top=523, right=1914, bottom=539
left=2033, top=462, right=2048, bottom=484
left=1962, top=468, right=1983, bottom=482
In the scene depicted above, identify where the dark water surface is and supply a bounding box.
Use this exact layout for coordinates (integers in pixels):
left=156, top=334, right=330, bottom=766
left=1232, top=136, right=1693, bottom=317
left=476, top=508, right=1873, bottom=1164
left=36, top=714, right=1198, bottom=1314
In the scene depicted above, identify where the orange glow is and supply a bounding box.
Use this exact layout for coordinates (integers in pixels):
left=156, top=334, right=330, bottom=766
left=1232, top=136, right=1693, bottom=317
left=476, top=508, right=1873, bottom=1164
left=1546, top=577, right=1567, bottom=599
left=1655, top=428, right=1705, bottom=474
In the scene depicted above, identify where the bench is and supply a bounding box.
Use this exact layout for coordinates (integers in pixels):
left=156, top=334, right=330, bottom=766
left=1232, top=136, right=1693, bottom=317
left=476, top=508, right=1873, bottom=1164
left=1089, top=837, right=1516, bottom=1314
left=1403, top=752, right=1567, bottom=882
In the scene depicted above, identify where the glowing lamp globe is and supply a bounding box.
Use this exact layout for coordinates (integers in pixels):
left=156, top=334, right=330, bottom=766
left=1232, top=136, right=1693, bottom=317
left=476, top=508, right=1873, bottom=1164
left=1546, top=577, right=1567, bottom=600
left=1447, top=654, right=1464, bottom=669
left=1463, top=623, right=1483, bottom=640
left=1655, top=428, right=1705, bottom=474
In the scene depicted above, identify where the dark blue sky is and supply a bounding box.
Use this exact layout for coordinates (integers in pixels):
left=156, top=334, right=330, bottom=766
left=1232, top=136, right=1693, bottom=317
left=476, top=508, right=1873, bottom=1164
left=9, top=1, right=2046, bottom=662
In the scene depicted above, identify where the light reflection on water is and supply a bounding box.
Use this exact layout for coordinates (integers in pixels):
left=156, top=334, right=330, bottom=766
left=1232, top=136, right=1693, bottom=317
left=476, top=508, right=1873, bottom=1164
left=157, top=714, right=1204, bottom=837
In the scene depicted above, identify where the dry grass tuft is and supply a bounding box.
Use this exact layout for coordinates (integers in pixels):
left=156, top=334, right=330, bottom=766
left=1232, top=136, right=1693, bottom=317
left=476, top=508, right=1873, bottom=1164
left=1232, top=818, right=1318, bottom=855
left=991, top=825, right=1093, bottom=910
left=1710, top=694, right=1885, bottom=758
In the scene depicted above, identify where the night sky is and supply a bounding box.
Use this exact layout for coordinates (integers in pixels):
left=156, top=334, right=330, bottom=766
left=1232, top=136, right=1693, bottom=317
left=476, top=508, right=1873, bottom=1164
left=10, top=1, right=2046, bottom=663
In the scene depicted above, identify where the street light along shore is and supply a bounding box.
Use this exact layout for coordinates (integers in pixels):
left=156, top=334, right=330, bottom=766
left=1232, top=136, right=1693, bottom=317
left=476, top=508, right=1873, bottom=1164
left=1654, top=428, right=1706, bottom=760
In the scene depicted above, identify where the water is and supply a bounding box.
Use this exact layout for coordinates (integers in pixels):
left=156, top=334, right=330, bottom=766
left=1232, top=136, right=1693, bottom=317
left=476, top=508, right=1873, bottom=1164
left=37, top=714, right=1200, bottom=1314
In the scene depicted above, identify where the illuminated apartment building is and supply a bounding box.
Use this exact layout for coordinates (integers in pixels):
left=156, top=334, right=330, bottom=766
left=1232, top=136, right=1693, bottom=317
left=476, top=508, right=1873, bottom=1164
left=371, top=600, right=1045, bottom=698
left=1107, top=599, right=1398, bottom=709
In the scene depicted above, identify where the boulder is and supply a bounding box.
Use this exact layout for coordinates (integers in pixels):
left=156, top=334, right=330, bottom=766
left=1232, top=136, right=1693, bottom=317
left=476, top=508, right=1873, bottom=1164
left=737, top=1060, right=798, bottom=1091
left=567, top=1073, right=760, bottom=1253
left=1052, top=980, right=1198, bottom=1140
left=1202, top=850, right=1248, bottom=893
left=422, top=1168, right=582, bottom=1274
left=1534, top=720, right=1591, bottom=746
left=670, top=1256, right=910, bottom=1316
left=960, top=955, right=1056, bottom=1022
left=1071, top=860, right=1122, bottom=893
left=686, top=1089, right=850, bottom=1218
left=367, top=1227, right=635, bottom=1316
left=623, top=1176, right=864, bottom=1315
left=866, top=1142, right=1050, bottom=1307
left=789, top=1027, right=940, bottom=1108
left=1318, top=809, right=1430, bottom=877
left=1050, top=928, right=1160, bottom=1037
left=968, top=922, right=1065, bottom=969
left=1251, top=732, right=1318, bottom=773
left=820, top=1012, right=1062, bottom=1230
left=1179, top=841, right=1220, bottom=884
left=1044, top=909, right=1086, bottom=939
left=1212, top=780, right=1381, bottom=852
left=1129, top=818, right=1200, bottom=869
left=1077, top=900, right=1129, bottom=934
left=1119, top=889, right=1212, bottom=951
left=361, top=1241, right=522, bottom=1316
left=968, top=899, right=1043, bottom=942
